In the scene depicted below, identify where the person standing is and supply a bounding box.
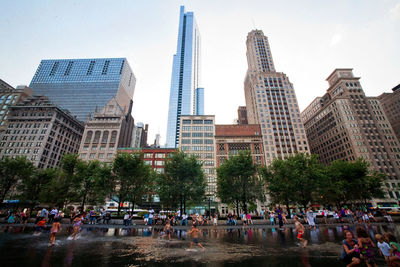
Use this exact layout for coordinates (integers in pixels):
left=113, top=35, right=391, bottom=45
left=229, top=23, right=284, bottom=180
left=277, top=208, right=284, bottom=229
left=246, top=213, right=253, bottom=225
left=72, top=215, right=83, bottom=240
left=148, top=209, right=154, bottom=226
left=375, top=234, right=390, bottom=266
left=123, top=212, right=130, bottom=226
left=49, top=217, right=61, bottom=245
left=269, top=212, right=275, bottom=225
left=213, top=213, right=218, bottom=226
left=306, top=208, right=316, bottom=230
left=260, top=209, right=265, bottom=221
left=48, top=207, right=58, bottom=224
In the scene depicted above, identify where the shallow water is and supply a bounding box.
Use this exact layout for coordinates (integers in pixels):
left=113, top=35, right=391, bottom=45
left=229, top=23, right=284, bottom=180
left=1, top=224, right=399, bottom=266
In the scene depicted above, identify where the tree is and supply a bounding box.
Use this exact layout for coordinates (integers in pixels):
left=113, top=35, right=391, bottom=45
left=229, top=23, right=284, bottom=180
left=19, top=168, right=58, bottom=213
left=0, top=157, right=35, bottom=204
left=262, top=153, right=325, bottom=211
left=75, top=160, right=113, bottom=210
left=112, top=153, right=152, bottom=215
left=217, top=151, right=264, bottom=215
left=322, top=159, right=385, bottom=207
left=41, top=154, right=81, bottom=208
left=159, top=151, right=206, bottom=213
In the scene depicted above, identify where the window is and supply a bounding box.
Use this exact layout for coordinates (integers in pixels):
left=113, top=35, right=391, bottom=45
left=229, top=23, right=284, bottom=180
left=107, top=153, right=113, bottom=159
left=193, top=120, right=203, bottom=124
left=204, top=139, right=213, bottom=144
left=182, top=132, right=191, bottom=137
left=101, top=131, right=109, bottom=143
left=144, top=153, right=153, bottom=158
left=89, top=153, right=95, bottom=159
left=98, top=153, right=104, bottom=159
left=155, top=153, right=165, bottom=158
left=110, top=131, right=117, bottom=143
left=81, top=153, right=87, bottom=159
left=85, top=131, right=93, bottom=143
left=204, top=120, right=213, bottom=124
left=155, top=161, right=164, bottom=166
left=93, top=131, right=101, bottom=143
left=182, top=120, right=191, bottom=124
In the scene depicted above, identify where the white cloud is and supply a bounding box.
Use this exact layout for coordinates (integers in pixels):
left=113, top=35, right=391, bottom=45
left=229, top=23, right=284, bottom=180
left=330, top=33, right=342, bottom=47
left=389, top=2, right=400, bottom=20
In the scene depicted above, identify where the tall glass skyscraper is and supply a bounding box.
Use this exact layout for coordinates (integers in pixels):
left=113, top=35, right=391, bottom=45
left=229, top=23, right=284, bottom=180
left=29, top=58, right=135, bottom=122
left=166, top=6, right=202, bottom=148
left=195, top=87, right=204, bottom=115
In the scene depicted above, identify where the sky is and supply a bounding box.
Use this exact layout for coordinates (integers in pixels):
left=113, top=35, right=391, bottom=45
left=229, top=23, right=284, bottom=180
left=1, top=0, right=400, bottom=145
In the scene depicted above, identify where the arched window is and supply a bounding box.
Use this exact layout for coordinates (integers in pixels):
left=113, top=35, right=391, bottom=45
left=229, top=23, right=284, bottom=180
left=101, top=131, right=109, bottom=143
left=93, top=131, right=101, bottom=143
left=110, top=131, right=118, bottom=143
left=84, top=131, right=93, bottom=143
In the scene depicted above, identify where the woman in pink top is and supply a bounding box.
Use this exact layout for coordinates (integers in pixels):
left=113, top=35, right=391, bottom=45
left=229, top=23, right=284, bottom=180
left=246, top=213, right=253, bottom=225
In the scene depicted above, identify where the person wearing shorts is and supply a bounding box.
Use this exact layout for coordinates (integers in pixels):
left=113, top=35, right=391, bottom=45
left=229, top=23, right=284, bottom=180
left=188, top=225, right=204, bottom=251
left=294, top=216, right=307, bottom=248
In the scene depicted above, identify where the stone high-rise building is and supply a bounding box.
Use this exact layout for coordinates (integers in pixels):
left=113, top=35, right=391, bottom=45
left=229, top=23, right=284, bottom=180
left=237, top=106, right=248, bottom=125
left=78, top=97, right=134, bottom=163
left=0, top=80, right=33, bottom=132
left=0, top=96, right=83, bottom=168
left=179, top=115, right=216, bottom=197
left=301, top=69, right=400, bottom=202
left=244, top=30, right=309, bottom=164
left=378, top=84, right=400, bottom=141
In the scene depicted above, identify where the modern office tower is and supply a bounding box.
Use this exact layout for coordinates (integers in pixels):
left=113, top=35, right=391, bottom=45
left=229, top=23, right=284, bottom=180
left=215, top=124, right=265, bottom=216
left=0, top=96, right=83, bottom=168
left=0, top=80, right=33, bottom=132
left=195, top=87, right=204, bottom=115
left=237, top=106, right=248, bottom=125
left=153, top=133, right=161, bottom=147
left=179, top=115, right=216, bottom=199
left=244, top=30, right=309, bottom=164
left=166, top=6, right=202, bottom=148
left=29, top=58, right=135, bottom=122
left=378, top=84, right=400, bottom=141
left=78, top=97, right=134, bottom=163
left=301, top=69, right=400, bottom=202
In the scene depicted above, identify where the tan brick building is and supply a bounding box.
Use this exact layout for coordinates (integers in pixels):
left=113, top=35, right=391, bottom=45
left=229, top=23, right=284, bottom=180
left=244, top=30, right=309, bottom=164
left=0, top=95, right=83, bottom=168
left=301, top=69, right=400, bottom=203
left=378, top=84, right=400, bottom=141
left=78, top=97, right=134, bottom=164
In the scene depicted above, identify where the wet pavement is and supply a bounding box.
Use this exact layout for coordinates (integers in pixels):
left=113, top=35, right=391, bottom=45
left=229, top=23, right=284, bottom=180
left=1, top=223, right=399, bottom=266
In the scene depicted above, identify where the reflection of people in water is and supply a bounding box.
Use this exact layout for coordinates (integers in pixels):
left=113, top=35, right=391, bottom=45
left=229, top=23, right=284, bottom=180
left=41, top=246, right=53, bottom=267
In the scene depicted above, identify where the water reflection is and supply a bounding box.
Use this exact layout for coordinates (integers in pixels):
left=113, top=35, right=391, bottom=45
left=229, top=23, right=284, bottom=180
left=1, top=224, right=400, bottom=266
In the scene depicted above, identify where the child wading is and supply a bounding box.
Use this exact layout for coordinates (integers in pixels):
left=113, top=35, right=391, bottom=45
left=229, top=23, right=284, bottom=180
left=49, top=217, right=61, bottom=245
left=294, top=216, right=307, bottom=248
left=188, top=225, right=204, bottom=251
left=72, top=215, right=83, bottom=240
left=163, top=221, right=173, bottom=240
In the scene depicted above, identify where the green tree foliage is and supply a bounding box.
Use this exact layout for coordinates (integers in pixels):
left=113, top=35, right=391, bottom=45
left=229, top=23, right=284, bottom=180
left=40, top=154, right=81, bottom=208
left=75, top=160, right=113, bottom=210
left=322, top=159, right=385, bottom=206
left=217, top=151, right=264, bottom=215
left=19, top=168, right=58, bottom=211
left=158, top=151, right=206, bottom=213
left=0, top=157, right=35, bottom=203
left=112, top=153, right=152, bottom=215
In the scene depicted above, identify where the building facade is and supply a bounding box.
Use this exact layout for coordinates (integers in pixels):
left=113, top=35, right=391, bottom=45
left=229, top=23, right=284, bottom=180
left=118, top=147, right=177, bottom=174
left=0, top=96, right=83, bottom=168
left=29, top=58, right=135, bottom=122
left=78, top=97, right=134, bottom=164
left=166, top=6, right=202, bottom=148
left=301, top=69, right=400, bottom=203
left=237, top=106, right=248, bottom=125
left=178, top=115, right=216, bottom=197
left=0, top=80, right=33, bottom=132
left=214, top=124, right=265, bottom=215
left=244, top=30, right=309, bottom=164
left=214, top=124, right=265, bottom=167
left=195, top=87, right=204, bottom=115
left=378, top=84, right=400, bottom=141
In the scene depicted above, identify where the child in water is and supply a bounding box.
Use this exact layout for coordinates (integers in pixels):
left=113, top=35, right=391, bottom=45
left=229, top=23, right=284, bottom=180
left=72, top=215, right=83, bottom=240
left=34, top=218, right=46, bottom=236
left=49, top=217, right=61, bottom=245
left=163, top=221, right=173, bottom=241
left=293, top=216, right=307, bottom=248
left=188, top=225, right=204, bottom=251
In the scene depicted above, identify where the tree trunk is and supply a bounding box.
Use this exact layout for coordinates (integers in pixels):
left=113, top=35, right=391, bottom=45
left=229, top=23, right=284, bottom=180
left=180, top=196, right=183, bottom=215
left=81, top=193, right=87, bottom=212
left=236, top=200, right=240, bottom=216
left=183, top=195, right=186, bottom=214
left=131, top=199, right=135, bottom=213
left=117, top=201, right=122, bottom=216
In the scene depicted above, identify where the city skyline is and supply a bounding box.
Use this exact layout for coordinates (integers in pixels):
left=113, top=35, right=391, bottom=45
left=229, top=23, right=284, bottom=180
left=1, top=0, right=399, bottom=145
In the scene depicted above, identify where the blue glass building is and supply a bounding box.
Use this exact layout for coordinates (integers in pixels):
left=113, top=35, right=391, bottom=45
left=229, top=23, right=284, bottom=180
left=29, top=58, right=135, bottom=122
left=166, top=6, right=202, bottom=148
left=195, top=87, right=204, bottom=115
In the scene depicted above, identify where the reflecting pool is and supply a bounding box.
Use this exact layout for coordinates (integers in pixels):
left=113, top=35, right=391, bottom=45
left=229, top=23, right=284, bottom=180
left=1, top=224, right=399, bottom=266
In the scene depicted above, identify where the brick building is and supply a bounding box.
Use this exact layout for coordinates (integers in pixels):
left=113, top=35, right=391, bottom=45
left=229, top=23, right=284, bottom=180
left=301, top=69, right=400, bottom=203
left=0, top=95, right=83, bottom=168
left=378, top=84, right=400, bottom=141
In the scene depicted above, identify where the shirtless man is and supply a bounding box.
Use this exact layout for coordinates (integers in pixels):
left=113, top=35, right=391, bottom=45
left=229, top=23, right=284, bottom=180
left=163, top=221, right=173, bottom=240
left=294, top=216, right=308, bottom=248
left=188, top=225, right=204, bottom=251
left=72, top=215, right=83, bottom=240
